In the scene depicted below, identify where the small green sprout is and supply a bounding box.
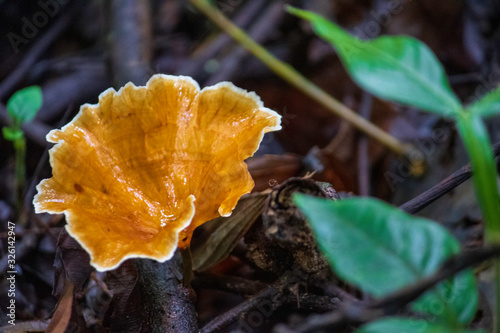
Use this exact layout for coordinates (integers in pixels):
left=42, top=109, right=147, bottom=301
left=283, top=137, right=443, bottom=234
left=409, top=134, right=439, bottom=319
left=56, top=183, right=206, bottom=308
left=3, top=86, right=43, bottom=212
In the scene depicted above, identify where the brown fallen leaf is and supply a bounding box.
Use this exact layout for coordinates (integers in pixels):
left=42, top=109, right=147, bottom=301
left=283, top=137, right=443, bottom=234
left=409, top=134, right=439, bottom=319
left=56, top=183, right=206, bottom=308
left=191, top=192, right=268, bottom=272
left=53, top=229, right=93, bottom=298
left=103, top=261, right=143, bottom=332
left=46, top=280, right=74, bottom=333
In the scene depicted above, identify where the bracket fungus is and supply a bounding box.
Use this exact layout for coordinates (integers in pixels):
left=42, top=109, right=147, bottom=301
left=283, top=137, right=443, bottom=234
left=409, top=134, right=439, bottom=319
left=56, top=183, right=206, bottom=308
left=34, top=74, right=281, bottom=271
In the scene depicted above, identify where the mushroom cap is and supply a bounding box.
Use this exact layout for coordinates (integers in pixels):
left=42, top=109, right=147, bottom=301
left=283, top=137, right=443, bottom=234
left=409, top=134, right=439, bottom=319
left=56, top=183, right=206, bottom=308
left=34, top=74, right=281, bottom=271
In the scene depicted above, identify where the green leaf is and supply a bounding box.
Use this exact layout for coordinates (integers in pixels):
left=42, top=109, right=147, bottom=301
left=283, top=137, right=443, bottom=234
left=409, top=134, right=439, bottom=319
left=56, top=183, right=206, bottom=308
left=287, top=7, right=461, bottom=116
left=466, top=84, right=500, bottom=118
left=356, top=317, right=484, bottom=333
left=2, top=127, right=23, bottom=141
left=6, top=86, right=43, bottom=126
left=293, top=195, right=477, bottom=325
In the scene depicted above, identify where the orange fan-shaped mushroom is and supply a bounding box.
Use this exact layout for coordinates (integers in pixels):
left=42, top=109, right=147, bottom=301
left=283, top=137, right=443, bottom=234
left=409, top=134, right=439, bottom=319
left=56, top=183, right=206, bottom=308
left=34, top=74, right=281, bottom=271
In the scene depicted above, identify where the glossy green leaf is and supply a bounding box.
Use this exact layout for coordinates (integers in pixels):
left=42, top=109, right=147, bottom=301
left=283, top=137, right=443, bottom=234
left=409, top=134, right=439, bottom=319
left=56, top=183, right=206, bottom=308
left=466, top=84, right=500, bottom=118
left=294, top=195, right=477, bottom=324
left=287, top=7, right=461, bottom=116
left=457, top=113, right=500, bottom=244
left=356, top=317, right=485, bottom=333
left=2, top=127, right=23, bottom=141
left=6, top=86, right=43, bottom=126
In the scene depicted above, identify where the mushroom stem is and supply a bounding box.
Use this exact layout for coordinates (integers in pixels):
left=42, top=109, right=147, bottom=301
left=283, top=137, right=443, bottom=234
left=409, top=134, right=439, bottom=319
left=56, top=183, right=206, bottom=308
left=136, top=255, right=198, bottom=332
left=189, top=0, right=414, bottom=157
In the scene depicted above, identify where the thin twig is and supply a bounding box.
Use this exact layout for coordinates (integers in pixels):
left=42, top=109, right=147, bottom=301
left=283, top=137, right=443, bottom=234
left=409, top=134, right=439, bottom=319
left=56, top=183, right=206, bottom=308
left=284, top=246, right=500, bottom=333
left=193, top=273, right=267, bottom=296
left=283, top=293, right=340, bottom=312
left=400, top=140, right=500, bottom=214
left=0, top=3, right=79, bottom=99
left=174, top=0, right=267, bottom=78
left=188, top=0, right=412, bottom=156
left=200, top=271, right=299, bottom=333
left=36, top=60, right=109, bottom=122
left=206, top=1, right=285, bottom=85
left=200, top=283, right=282, bottom=333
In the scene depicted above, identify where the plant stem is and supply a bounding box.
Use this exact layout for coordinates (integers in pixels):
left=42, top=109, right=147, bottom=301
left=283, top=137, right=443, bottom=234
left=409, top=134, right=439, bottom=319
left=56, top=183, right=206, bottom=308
left=457, top=114, right=500, bottom=243
left=13, top=135, right=26, bottom=213
left=495, top=261, right=500, bottom=333
left=189, top=0, right=413, bottom=157
left=456, top=112, right=500, bottom=332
